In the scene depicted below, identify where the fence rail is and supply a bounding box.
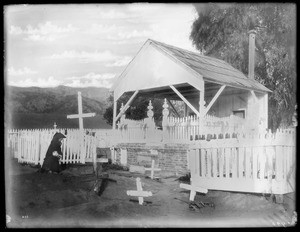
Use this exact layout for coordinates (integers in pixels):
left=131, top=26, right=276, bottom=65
left=188, top=128, right=296, bottom=195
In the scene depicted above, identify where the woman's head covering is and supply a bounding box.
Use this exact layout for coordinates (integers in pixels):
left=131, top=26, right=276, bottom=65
left=52, top=132, right=66, bottom=143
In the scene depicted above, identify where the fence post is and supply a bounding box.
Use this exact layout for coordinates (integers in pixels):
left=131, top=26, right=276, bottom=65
left=80, top=130, right=85, bottom=164
left=162, top=98, right=169, bottom=142
left=145, top=100, right=156, bottom=141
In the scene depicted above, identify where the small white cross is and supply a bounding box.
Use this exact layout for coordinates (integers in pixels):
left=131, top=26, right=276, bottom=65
left=67, top=92, right=96, bottom=131
left=145, top=160, right=161, bottom=179
left=53, top=122, right=57, bottom=130
left=180, top=183, right=208, bottom=201
left=127, top=177, right=152, bottom=205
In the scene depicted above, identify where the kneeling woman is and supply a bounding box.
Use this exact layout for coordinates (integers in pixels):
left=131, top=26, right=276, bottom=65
left=41, top=132, right=66, bottom=174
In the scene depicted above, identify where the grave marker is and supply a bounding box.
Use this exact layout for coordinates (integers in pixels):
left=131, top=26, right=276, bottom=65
left=145, top=160, right=161, bottom=179
left=127, top=177, right=152, bottom=205
left=67, top=91, right=96, bottom=163
left=180, top=183, right=208, bottom=201
left=67, top=91, right=96, bottom=131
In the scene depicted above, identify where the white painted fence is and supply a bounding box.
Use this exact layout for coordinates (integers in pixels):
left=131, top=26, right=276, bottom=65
left=7, top=129, right=113, bottom=165
left=115, top=114, right=247, bottom=143
left=188, top=128, right=296, bottom=195
left=114, top=98, right=253, bottom=143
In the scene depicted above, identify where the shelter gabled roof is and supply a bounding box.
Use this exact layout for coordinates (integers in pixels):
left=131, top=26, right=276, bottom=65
left=149, top=39, right=271, bottom=93
left=111, top=39, right=271, bottom=100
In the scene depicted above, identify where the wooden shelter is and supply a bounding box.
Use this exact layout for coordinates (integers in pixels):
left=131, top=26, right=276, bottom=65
left=111, top=36, right=271, bottom=134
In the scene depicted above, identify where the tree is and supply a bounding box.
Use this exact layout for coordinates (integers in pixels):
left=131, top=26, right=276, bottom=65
left=190, top=3, right=296, bottom=131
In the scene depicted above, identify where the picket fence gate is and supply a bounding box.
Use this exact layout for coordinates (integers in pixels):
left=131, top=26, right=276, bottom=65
left=7, top=129, right=113, bottom=165
left=187, top=128, right=296, bottom=195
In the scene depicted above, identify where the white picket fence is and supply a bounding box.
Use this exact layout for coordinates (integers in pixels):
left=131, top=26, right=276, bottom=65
left=115, top=115, right=247, bottom=143
left=114, top=98, right=262, bottom=143
left=188, top=128, right=296, bottom=195
left=7, top=129, right=113, bottom=165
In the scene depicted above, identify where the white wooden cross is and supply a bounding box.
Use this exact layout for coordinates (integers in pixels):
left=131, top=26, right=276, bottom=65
left=127, top=177, right=152, bottom=205
left=180, top=183, right=208, bottom=201
left=67, top=91, right=96, bottom=131
left=145, top=160, right=161, bottom=179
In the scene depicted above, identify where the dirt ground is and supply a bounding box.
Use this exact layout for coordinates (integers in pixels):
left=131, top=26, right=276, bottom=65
left=5, top=157, right=296, bottom=228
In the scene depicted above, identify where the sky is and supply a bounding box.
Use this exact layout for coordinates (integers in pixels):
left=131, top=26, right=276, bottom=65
left=4, top=3, right=199, bottom=89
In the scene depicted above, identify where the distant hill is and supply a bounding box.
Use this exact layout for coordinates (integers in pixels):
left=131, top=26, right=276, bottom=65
left=5, top=85, right=111, bottom=114
left=5, top=85, right=112, bottom=129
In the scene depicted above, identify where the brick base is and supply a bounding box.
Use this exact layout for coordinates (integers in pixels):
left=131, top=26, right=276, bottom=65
left=113, top=143, right=190, bottom=176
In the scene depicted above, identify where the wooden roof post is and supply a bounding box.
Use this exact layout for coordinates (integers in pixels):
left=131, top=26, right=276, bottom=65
left=199, top=89, right=205, bottom=129
left=112, top=99, right=117, bottom=129
left=184, top=103, right=188, bottom=117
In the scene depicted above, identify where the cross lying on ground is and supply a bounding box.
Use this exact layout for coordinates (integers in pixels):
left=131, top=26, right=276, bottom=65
left=145, top=160, right=161, bottom=180
left=127, top=177, right=152, bottom=205
left=180, top=183, right=208, bottom=201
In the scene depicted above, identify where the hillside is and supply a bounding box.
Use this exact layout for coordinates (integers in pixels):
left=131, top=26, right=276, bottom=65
left=6, top=113, right=112, bottom=129
left=5, top=85, right=112, bottom=129
left=5, top=85, right=111, bottom=114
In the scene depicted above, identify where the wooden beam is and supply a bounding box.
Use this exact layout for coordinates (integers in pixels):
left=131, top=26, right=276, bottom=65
left=115, top=90, right=139, bottom=122
left=204, top=85, right=226, bottom=115
left=169, top=85, right=200, bottom=117
left=199, top=90, right=204, bottom=117
left=67, top=113, right=96, bottom=119
left=112, top=99, right=117, bottom=129
left=167, top=99, right=180, bottom=117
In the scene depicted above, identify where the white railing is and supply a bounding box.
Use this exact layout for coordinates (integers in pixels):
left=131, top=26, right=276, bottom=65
left=7, top=128, right=113, bottom=165
left=113, top=98, right=262, bottom=143
left=188, top=128, right=296, bottom=195
left=114, top=114, right=249, bottom=143
left=161, top=114, right=248, bottom=142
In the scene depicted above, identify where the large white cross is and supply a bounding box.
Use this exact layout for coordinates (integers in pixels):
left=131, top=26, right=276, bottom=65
left=67, top=91, right=96, bottom=131
left=145, top=160, right=161, bottom=179
left=127, top=177, right=152, bottom=205
left=180, top=183, right=208, bottom=201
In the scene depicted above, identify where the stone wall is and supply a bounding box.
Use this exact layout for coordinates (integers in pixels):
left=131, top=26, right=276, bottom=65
left=113, top=143, right=190, bottom=176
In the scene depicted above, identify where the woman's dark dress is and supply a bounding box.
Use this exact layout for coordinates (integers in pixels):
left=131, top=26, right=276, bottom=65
left=41, top=132, right=66, bottom=173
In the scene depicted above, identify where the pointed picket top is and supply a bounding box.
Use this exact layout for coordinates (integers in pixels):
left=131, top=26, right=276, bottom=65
left=53, top=122, right=57, bottom=130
